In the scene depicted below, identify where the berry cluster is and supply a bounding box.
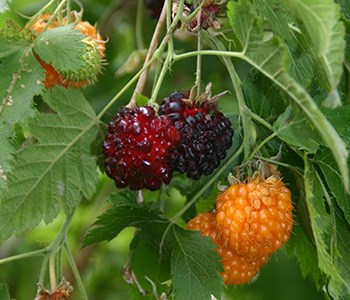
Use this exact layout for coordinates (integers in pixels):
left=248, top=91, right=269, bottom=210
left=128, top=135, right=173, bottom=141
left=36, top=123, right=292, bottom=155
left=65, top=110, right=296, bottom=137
left=103, top=85, right=233, bottom=191
left=187, top=176, right=293, bottom=285
left=27, top=13, right=105, bottom=88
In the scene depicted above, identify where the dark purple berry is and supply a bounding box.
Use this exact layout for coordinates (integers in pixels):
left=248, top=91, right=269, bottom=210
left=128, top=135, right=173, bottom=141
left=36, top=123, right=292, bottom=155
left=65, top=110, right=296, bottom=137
left=159, top=91, right=233, bottom=179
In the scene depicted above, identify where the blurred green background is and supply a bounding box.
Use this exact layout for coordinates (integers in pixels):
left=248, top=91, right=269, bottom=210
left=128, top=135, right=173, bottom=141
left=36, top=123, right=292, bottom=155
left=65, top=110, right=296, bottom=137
left=0, top=0, right=324, bottom=299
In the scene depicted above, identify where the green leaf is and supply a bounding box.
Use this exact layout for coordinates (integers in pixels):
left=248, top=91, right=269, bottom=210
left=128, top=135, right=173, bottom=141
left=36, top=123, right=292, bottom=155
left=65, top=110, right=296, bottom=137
left=285, top=224, right=323, bottom=289
left=0, top=86, right=98, bottom=242
left=0, top=283, right=10, bottom=300
left=251, top=0, right=316, bottom=89
left=274, top=106, right=322, bottom=153
left=84, top=192, right=168, bottom=246
left=0, top=46, right=44, bottom=190
left=316, top=147, right=350, bottom=224
left=130, top=224, right=172, bottom=296
left=227, top=0, right=349, bottom=189
left=303, top=156, right=350, bottom=299
left=171, top=227, right=224, bottom=300
left=0, top=48, right=43, bottom=124
left=34, top=25, right=85, bottom=72
left=336, top=0, right=350, bottom=20
left=0, top=38, right=30, bottom=59
left=0, top=125, right=13, bottom=189
left=284, top=0, right=346, bottom=99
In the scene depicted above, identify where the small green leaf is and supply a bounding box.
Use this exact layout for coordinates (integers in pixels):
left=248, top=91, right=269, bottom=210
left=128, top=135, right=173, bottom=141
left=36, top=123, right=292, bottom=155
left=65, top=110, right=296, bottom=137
left=84, top=192, right=168, bottom=246
left=0, top=282, right=10, bottom=300
left=34, top=25, right=85, bottom=72
left=0, top=87, right=98, bottom=242
left=171, top=227, right=224, bottom=300
left=135, top=93, right=150, bottom=106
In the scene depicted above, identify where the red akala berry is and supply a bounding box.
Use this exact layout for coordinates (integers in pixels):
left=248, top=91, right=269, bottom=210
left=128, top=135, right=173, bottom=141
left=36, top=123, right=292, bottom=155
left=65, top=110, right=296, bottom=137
left=159, top=88, right=233, bottom=179
left=103, top=106, right=181, bottom=191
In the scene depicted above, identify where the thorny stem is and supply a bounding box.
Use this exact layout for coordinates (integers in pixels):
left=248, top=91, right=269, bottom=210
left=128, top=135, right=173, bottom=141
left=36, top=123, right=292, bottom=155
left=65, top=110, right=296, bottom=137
left=42, top=0, right=68, bottom=32
left=66, top=0, right=72, bottom=23
left=136, top=0, right=145, bottom=50
left=129, top=0, right=168, bottom=106
left=64, top=243, right=88, bottom=300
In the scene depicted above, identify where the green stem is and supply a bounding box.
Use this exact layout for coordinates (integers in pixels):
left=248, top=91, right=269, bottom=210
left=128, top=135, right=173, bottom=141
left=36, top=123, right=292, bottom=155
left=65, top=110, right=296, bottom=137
left=25, top=0, right=62, bottom=29
left=246, top=132, right=277, bottom=162
left=149, top=0, right=186, bottom=104
left=0, top=248, right=48, bottom=265
left=49, top=252, right=57, bottom=290
left=254, top=156, right=303, bottom=174
left=204, top=32, right=252, bottom=172
left=129, top=0, right=167, bottom=106
left=242, top=106, right=274, bottom=132
left=64, top=243, right=88, bottom=300
left=136, top=0, right=145, bottom=50
left=171, top=144, right=244, bottom=223
left=66, top=0, right=72, bottom=23
left=39, top=254, right=50, bottom=285
left=195, top=30, right=202, bottom=94
left=42, top=0, right=68, bottom=32
left=174, top=50, right=244, bottom=61
left=149, top=53, right=171, bottom=104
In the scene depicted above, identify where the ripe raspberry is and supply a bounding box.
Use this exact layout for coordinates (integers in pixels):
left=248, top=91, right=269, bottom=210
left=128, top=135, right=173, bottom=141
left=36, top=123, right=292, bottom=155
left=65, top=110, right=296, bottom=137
left=159, top=88, right=233, bottom=179
left=186, top=212, right=268, bottom=285
left=216, top=176, right=293, bottom=258
left=27, top=13, right=105, bottom=88
left=103, top=106, right=181, bottom=191
left=144, top=0, right=165, bottom=19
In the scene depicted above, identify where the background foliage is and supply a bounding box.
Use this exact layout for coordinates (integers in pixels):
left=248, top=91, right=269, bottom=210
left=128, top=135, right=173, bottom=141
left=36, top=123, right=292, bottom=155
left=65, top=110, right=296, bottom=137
left=1, top=0, right=350, bottom=299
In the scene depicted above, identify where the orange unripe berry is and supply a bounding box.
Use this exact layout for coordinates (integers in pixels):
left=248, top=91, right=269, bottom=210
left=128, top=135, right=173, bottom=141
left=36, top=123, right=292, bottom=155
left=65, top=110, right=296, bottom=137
left=186, top=212, right=268, bottom=285
left=216, top=176, right=293, bottom=258
left=27, top=13, right=105, bottom=88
